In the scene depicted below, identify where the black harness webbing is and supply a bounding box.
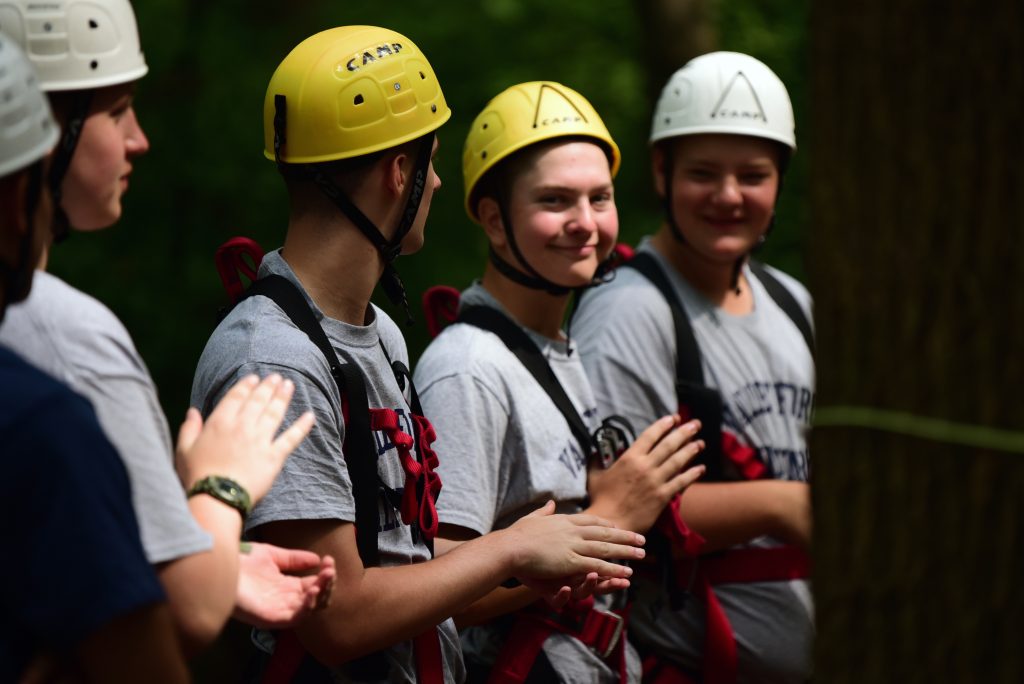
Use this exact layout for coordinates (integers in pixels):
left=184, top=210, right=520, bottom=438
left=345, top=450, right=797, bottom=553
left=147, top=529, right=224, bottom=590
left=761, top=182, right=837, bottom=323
left=624, top=252, right=814, bottom=480
left=457, top=305, right=594, bottom=461
left=244, top=275, right=382, bottom=567
left=747, top=260, right=815, bottom=355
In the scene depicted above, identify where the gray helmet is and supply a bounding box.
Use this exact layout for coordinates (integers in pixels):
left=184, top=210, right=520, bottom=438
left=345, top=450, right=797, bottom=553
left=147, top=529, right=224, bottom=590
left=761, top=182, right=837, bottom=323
left=0, top=31, right=58, bottom=177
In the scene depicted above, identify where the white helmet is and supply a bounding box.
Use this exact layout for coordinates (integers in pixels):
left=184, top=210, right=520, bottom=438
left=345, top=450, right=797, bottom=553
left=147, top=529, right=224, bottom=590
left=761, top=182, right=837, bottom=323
left=0, top=32, right=58, bottom=177
left=0, top=0, right=147, bottom=91
left=650, top=51, right=795, bottom=152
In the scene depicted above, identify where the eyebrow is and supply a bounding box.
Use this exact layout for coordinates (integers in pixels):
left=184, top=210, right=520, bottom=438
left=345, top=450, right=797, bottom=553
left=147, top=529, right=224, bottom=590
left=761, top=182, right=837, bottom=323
left=532, top=183, right=613, bottom=193
left=681, top=157, right=775, bottom=169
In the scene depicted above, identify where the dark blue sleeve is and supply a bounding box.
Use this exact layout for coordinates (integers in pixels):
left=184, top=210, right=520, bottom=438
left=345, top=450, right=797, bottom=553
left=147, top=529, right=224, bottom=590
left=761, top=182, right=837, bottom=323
left=0, top=376, right=165, bottom=675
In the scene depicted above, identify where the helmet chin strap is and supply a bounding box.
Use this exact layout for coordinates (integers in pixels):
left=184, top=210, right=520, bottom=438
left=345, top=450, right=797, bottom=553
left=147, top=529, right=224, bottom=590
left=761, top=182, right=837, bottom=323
left=274, top=95, right=433, bottom=325
left=489, top=181, right=616, bottom=297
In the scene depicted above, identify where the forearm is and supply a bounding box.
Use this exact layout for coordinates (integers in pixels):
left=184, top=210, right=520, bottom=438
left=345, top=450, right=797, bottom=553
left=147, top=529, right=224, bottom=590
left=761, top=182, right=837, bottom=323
left=677, top=480, right=810, bottom=552
left=294, top=528, right=520, bottom=666
left=158, top=496, right=242, bottom=653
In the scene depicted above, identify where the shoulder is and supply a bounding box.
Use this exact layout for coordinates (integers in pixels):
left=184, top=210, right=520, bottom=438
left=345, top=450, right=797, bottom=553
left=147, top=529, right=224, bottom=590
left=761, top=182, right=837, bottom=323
left=752, top=262, right=814, bottom=319
left=0, top=272, right=141, bottom=382
left=192, top=294, right=336, bottom=411
left=574, top=265, right=675, bottom=355
left=579, top=265, right=673, bottom=322
left=415, top=322, right=517, bottom=393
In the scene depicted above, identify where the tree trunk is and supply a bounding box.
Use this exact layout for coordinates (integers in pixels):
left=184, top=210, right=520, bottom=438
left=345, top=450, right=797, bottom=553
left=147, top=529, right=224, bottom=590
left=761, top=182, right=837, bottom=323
left=635, top=0, right=716, bottom=104
left=808, top=1, right=1024, bottom=681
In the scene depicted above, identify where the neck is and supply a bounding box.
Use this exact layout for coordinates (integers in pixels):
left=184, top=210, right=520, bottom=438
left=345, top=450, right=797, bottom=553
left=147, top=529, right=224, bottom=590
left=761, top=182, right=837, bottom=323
left=282, top=214, right=384, bottom=325
left=480, top=262, right=570, bottom=339
left=651, top=225, right=752, bottom=313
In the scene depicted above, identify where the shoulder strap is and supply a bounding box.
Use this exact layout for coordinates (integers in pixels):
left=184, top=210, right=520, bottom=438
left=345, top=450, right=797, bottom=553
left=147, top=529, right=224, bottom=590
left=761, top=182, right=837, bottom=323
left=625, top=252, right=704, bottom=385
left=244, top=275, right=381, bottom=568
left=748, top=260, right=815, bottom=356
left=624, top=252, right=724, bottom=479
left=457, top=305, right=594, bottom=461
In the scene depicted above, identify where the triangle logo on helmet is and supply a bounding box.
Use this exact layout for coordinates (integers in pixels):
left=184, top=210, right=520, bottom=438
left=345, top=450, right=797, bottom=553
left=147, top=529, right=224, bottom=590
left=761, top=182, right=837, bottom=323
left=710, top=70, right=768, bottom=123
left=532, top=83, right=589, bottom=129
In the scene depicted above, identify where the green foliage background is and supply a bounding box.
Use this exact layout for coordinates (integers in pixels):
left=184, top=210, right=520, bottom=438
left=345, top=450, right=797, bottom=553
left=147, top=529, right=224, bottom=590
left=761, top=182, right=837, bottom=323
left=46, top=0, right=808, bottom=423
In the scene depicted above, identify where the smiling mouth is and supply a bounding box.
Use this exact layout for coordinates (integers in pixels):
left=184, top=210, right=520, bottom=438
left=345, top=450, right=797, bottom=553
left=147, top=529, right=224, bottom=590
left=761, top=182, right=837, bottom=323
left=551, top=244, right=597, bottom=258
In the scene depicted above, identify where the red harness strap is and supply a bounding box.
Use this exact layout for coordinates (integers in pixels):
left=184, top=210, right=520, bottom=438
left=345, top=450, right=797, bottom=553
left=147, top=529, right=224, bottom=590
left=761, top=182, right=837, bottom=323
left=647, top=491, right=809, bottom=684
left=487, top=596, right=629, bottom=684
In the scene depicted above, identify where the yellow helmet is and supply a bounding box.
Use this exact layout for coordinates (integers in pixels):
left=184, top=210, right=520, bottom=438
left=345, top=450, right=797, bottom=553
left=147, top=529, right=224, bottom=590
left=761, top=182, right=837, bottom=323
left=263, top=25, right=451, bottom=164
left=462, top=81, right=620, bottom=222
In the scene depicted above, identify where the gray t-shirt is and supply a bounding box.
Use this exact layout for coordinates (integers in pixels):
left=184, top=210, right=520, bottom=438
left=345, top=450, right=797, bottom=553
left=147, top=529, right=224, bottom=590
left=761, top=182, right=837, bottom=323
left=573, top=241, right=815, bottom=683
left=415, top=284, right=640, bottom=684
left=190, top=249, right=463, bottom=684
left=0, top=271, right=211, bottom=564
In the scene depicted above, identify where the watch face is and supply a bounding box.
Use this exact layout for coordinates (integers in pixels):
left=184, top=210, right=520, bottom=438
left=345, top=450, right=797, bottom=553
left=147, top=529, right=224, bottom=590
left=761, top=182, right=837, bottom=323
left=214, top=478, right=242, bottom=498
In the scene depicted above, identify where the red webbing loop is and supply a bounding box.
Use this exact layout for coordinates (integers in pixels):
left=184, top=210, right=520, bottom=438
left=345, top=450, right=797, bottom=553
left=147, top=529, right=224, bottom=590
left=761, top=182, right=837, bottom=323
left=215, top=236, right=266, bottom=305
left=488, top=597, right=629, bottom=683
left=422, top=285, right=461, bottom=339
left=368, top=408, right=442, bottom=540
left=720, top=431, right=766, bottom=480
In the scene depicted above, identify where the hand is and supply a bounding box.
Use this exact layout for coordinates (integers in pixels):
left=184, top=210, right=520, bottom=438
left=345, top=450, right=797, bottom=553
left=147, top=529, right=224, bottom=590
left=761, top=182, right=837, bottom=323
left=175, top=374, right=315, bottom=503
left=520, top=572, right=630, bottom=609
left=588, top=414, right=706, bottom=532
left=233, top=542, right=337, bottom=629
left=504, top=501, right=645, bottom=585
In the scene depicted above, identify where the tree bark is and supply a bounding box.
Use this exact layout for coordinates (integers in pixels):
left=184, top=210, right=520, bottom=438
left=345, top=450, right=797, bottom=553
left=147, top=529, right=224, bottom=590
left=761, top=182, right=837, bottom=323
left=635, top=0, right=717, bottom=104
left=809, top=1, right=1024, bottom=681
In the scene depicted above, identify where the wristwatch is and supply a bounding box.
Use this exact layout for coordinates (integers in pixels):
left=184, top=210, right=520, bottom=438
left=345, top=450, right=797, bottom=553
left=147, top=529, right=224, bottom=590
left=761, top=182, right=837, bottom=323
left=187, top=475, right=252, bottom=520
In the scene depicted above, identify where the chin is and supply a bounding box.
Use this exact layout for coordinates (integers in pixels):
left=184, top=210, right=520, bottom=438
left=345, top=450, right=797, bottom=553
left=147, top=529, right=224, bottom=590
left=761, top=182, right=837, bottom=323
left=69, top=207, right=121, bottom=232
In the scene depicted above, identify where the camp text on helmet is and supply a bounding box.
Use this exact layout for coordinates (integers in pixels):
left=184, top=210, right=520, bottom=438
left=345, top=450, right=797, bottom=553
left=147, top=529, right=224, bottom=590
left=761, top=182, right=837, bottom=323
left=343, top=41, right=404, bottom=73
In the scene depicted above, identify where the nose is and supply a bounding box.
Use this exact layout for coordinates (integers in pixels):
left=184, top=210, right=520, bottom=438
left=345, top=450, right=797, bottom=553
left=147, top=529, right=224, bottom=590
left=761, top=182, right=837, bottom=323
left=711, top=175, right=742, bottom=206
left=124, top=107, right=150, bottom=157
left=567, top=198, right=598, bottom=235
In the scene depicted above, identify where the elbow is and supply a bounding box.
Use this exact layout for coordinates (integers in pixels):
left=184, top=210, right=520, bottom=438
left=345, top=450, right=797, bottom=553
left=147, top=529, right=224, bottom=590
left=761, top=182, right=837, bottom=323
left=171, top=604, right=227, bottom=655
left=297, top=622, right=390, bottom=669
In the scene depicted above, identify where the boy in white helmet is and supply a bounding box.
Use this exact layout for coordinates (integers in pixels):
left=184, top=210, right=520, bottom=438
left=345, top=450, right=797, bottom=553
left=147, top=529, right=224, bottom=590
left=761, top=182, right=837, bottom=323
left=0, top=30, right=189, bottom=682
left=0, top=0, right=334, bottom=654
left=573, top=52, right=815, bottom=683
left=191, top=27, right=647, bottom=683
left=414, top=81, right=707, bottom=683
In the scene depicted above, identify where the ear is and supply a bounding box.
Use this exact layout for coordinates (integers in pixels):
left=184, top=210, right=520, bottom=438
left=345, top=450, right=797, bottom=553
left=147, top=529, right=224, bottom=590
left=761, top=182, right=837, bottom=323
left=382, top=151, right=410, bottom=198
left=476, top=196, right=507, bottom=249
left=650, top=144, right=667, bottom=199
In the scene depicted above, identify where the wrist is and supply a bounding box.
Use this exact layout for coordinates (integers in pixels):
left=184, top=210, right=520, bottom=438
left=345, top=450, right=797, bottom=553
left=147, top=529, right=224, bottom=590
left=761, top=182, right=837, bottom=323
left=187, top=475, right=252, bottom=521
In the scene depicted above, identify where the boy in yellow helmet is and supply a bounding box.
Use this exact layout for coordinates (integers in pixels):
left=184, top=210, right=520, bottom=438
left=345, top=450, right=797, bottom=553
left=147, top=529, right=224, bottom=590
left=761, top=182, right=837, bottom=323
left=415, top=81, right=706, bottom=682
left=191, top=27, right=647, bottom=682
